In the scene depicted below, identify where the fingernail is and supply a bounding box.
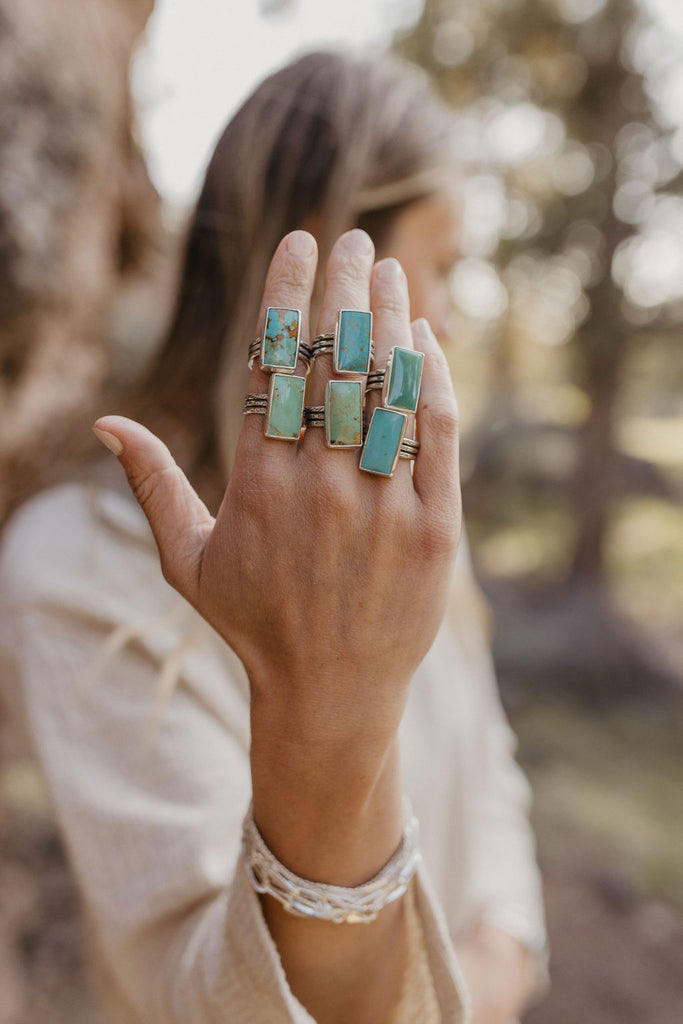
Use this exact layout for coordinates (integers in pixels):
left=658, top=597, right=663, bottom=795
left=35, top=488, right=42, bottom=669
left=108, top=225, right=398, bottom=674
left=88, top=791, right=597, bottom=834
left=412, top=317, right=433, bottom=339
left=93, top=427, right=123, bottom=456
left=375, top=258, right=404, bottom=283
left=286, top=231, right=316, bottom=257
left=339, top=228, right=374, bottom=255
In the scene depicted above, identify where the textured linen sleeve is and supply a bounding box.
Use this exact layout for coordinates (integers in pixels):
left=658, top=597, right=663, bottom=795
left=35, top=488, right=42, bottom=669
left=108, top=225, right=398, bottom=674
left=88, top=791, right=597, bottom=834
left=1, top=611, right=320, bottom=1023
left=0, top=485, right=470, bottom=1024
left=452, top=538, right=549, bottom=994
left=0, top=486, right=317, bottom=1023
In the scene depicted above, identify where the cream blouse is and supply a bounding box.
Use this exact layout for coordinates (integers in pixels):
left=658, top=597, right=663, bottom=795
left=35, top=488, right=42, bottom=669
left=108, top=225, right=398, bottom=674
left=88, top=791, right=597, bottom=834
left=0, top=470, right=546, bottom=1023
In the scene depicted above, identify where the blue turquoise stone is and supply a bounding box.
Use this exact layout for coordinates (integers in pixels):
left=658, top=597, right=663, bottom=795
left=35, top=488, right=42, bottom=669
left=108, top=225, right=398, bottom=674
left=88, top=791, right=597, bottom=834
left=262, top=307, right=300, bottom=371
left=325, top=380, right=363, bottom=447
left=266, top=374, right=305, bottom=439
left=359, top=407, right=407, bottom=476
left=384, top=347, right=424, bottom=414
left=335, top=310, right=372, bottom=374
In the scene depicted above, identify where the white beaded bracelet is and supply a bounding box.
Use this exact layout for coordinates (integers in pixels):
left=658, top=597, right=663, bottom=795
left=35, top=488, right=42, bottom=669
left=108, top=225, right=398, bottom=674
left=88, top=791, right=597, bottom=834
left=242, top=801, right=421, bottom=924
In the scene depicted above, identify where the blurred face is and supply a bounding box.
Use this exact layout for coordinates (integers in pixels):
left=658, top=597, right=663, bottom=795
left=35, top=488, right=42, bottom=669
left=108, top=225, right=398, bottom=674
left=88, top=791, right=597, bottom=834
left=376, top=183, right=461, bottom=343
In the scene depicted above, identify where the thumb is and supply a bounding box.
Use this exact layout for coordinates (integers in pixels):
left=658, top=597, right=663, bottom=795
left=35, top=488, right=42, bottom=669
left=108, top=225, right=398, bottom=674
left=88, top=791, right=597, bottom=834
left=93, top=415, right=215, bottom=605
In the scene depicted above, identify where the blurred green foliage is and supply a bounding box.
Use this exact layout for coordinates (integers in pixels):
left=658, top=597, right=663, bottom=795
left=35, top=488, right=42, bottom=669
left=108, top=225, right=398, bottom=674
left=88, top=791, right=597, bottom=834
left=395, top=1, right=683, bottom=683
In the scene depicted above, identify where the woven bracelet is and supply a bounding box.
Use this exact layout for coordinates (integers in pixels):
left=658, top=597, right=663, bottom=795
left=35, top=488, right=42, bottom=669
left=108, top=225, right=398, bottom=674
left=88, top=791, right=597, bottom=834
left=242, top=801, right=421, bottom=924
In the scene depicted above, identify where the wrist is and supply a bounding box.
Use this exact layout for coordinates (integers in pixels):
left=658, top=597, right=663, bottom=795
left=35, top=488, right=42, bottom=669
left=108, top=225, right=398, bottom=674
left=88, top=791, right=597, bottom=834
left=247, top=662, right=413, bottom=752
left=250, top=716, right=404, bottom=886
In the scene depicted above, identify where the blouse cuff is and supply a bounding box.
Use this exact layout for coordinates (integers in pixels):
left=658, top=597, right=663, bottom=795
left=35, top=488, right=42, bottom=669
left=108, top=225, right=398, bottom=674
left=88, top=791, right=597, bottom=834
left=229, top=849, right=471, bottom=1023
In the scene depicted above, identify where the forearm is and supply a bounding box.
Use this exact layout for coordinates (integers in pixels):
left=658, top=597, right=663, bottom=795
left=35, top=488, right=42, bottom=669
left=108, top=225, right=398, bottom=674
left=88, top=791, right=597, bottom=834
left=250, top=710, right=409, bottom=1024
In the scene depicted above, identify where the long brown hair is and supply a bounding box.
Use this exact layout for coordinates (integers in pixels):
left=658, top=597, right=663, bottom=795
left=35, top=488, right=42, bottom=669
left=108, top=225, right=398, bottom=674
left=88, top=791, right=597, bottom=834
left=129, top=51, right=456, bottom=505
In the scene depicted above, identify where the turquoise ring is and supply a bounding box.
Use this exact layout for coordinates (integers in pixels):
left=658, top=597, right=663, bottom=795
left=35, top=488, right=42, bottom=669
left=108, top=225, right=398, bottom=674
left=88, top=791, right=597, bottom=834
left=242, top=375, right=306, bottom=440
left=359, top=407, right=408, bottom=477
left=364, top=349, right=424, bottom=411
left=333, top=310, right=373, bottom=374
left=310, top=315, right=376, bottom=371
left=303, top=380, right=365, bottom=449
left=258, top=307, right=303, bottom=373
left=382, top=347, right=424, bottom=414
left=249, top=324, right=311, bottom=372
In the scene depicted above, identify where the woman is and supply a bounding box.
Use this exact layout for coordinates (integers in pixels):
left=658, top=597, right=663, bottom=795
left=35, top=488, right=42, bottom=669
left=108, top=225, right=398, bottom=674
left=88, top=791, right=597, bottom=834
left=0, top=52, right=546, bottom=1023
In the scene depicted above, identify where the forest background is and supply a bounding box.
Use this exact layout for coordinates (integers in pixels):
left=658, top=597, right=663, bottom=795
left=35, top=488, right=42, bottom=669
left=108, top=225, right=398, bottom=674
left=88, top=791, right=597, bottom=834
left=0, top=0, right=681, bottom=1021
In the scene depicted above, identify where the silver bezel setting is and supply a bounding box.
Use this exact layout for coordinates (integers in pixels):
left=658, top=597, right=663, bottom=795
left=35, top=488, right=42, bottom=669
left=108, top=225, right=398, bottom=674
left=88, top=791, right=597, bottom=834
left=333, top=309, right=373, bottom=375
left=381, top=346, right=424, bottom=413
left=359, top=407, right=408, bottom=477
left=260, top=307, right=303, bottom=374
left=324, top=379, right=365, bottom=449
left=264, top=373, right=306, bottom=441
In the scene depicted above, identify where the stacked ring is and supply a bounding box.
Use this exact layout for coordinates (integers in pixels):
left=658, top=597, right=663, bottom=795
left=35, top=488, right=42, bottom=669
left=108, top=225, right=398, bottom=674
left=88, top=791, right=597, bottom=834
left=399, top=437, right=420, bottom=460
left=248, top=337, right=312, bottom=371
left=243, top=374, right=306, bottom=440
left=303, top=406, right=325, bottom=427
left=309, top=334, right=334, bottom=360
left=243, top=314, right=424, bottom=464
left=243, top=393, right=268, bottom=414
left=310, top=309, right=375, bottom=373
left=359, top=346, right=424, bottom=478
left=310, top=333, right=376, bottom=368
left=249, top=307, right=313, bottom=374
left=365, top=370, right=384, bottom=393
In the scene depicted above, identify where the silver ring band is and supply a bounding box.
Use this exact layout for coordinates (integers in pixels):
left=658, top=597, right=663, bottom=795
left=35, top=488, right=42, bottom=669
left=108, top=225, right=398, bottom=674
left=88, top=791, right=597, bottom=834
left=310, top=333, right=376, bottom=365
left=243, top=393, right=269, bottom=414
left=303, top=405, right=325, bottom=427
left=248, top=338, right=313, bottom=371
left=247, top=338, right=261, bottom=370
left=365, top=370, right=385, bottom=392
left=310, top=334, right=335, bottom=359
left=399, top=437, right=420, bottom=460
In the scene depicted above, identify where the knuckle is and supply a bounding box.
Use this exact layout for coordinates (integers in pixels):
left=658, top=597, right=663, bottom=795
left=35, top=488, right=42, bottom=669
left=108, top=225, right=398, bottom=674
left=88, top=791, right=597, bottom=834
left=268, top=253, right=312, bottom=295
left=127, top=464, right=175, bottom=514
left=421, top=402, right=459, bottom=445
left=242, top=459, right=290, bottom=515
left=424, top=347, right=450, bottom=374
left=372, top=280, right=409, bottom=318
left=309, top=464, right=355, bottom=518
left=159, top=550, right=181, bottom=590
left=323, top=261, right=370, bottom=302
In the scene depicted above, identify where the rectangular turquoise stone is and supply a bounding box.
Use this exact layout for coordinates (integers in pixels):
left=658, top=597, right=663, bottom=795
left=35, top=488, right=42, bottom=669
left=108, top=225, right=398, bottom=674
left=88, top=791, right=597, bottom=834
left=265, top=374, right=305, bottom=440
left=261, top=307, right=301, bottom=372
left=359, top=407, right=407, bottom=476
left=325, top=380, right=363, bottom=448
left=383, top=347, right=424, bottom=414
left=335, top=310, right=372, bottom=374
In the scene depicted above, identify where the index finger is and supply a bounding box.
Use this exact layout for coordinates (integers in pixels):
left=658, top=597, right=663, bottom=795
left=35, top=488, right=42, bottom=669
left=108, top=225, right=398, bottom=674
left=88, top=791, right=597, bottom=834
left=240, top=231, right=318, bottom=452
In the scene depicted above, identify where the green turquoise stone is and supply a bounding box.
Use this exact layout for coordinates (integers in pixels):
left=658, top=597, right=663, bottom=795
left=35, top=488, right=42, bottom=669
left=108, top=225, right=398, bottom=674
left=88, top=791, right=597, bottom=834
left=266, top=374, right=305, bottom=439
left=262, top=307, right=300, bottom=371
left=359, top=407, right=407, bottom=476
left=335, top=310, right=372, bottom=374
left=325, top=380, right=363, bottom=448
left=384, top=347, right=424, bottom=414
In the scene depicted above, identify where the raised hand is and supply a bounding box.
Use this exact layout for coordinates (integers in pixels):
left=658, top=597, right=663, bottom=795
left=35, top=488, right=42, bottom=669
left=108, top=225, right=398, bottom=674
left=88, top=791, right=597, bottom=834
left=94, top=228, right=460, bottom=754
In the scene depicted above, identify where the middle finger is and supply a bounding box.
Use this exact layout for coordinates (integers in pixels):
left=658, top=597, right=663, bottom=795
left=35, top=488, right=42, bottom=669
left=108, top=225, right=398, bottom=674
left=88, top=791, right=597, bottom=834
left=304, top=229, right=375, bottom=453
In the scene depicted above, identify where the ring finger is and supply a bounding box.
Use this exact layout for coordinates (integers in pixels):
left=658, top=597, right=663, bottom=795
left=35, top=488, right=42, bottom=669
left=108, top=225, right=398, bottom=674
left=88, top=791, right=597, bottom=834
left=362, top=258, right=418, bottom=481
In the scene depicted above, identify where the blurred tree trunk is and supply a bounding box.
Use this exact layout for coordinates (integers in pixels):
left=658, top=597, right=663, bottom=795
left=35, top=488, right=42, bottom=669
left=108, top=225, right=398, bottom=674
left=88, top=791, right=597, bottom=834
left=0, top=0, right=160, bottom=521
left=569, top=45, right=633, bottom=582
